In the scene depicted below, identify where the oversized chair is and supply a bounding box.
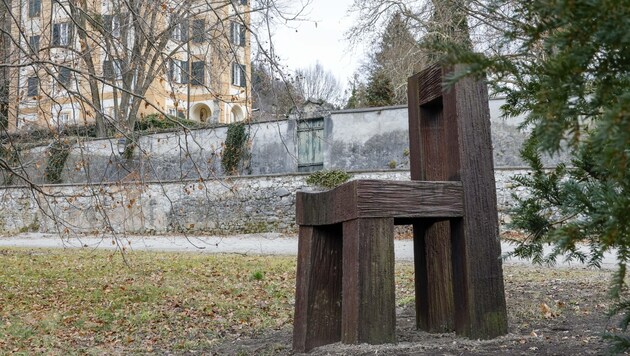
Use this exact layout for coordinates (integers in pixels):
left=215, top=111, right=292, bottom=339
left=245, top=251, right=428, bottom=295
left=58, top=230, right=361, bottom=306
left=292, top=64, right=508, bottom=353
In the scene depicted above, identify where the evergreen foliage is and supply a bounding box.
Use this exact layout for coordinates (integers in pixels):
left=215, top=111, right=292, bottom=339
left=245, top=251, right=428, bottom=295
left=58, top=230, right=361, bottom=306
left=348, top=12, right=424, bottom=108
left=365, top=71, right=395, bottom=107
left=134, top=113, right=199, bottom=131
left=446, top=0, right=630, bottom=349
left=345, top=82, right=367, bottom=109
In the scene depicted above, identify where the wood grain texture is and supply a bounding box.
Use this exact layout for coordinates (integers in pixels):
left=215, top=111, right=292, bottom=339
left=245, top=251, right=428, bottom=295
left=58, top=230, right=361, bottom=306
left=292, top=224, right=344, bottom=352
left=416, top=64, right=443, bottom=106
left=296, top=180, right=464, bottom=226
left=410, top=65, right=457, bottom=333
left=422, top=221, right=455, bottom=332
left=449, top=65, right=508, bottom=339
left=408, top=71, right=423, bottom=182
left=342, top=218, right=396, bottom=344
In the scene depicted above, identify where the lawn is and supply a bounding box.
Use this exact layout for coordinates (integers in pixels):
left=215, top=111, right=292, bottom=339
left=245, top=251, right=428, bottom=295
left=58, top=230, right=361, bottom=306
left=0, top=248, right=303, bottom=354
left=0, top=248, right=617, bottom=355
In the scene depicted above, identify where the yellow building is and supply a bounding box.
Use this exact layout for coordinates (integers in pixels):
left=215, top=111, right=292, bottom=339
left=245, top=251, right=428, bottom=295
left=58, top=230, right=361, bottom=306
left=5, top=0, right=251, bottom=132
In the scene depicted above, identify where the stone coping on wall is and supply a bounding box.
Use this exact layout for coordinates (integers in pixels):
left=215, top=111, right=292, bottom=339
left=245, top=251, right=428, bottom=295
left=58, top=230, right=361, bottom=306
left=0, top=166, right=555, bottom=191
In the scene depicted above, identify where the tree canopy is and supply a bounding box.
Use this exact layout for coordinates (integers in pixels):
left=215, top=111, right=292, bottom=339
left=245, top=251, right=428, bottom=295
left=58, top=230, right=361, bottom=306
left=445, top=0, right=630, bottom=349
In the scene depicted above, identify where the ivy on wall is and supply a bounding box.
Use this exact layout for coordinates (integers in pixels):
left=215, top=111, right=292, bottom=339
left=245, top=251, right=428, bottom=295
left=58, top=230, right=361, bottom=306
left=221, top=123, right=249, bottom=175
left=44, top=140, right=71, bottom=184
left=0, top=143, right=19, bottom=185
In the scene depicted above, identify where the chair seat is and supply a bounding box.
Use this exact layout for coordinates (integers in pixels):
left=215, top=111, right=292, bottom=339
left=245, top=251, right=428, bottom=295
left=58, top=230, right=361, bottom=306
left=296, top=179, right=464, bottom=226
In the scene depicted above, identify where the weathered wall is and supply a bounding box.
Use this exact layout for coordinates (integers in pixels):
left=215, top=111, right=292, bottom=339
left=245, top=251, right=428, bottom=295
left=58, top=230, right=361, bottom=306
left=0, top=169, right=527, bottom=235
left=326, top=106, right=410, bottom=170
left=2, top=98, right=554, bottom=187
left=248, top=119, right=297, bottom=175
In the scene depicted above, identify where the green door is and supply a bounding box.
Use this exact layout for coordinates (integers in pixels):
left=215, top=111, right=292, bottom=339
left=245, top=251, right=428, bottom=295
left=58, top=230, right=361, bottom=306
left=297, top=118, right=324, bottom=172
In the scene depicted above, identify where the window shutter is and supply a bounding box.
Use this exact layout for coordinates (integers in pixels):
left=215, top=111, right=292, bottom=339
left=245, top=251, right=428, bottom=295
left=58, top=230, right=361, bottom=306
left=230, top=23, right=235, bottom=45
left=29, top=36, right=40, bottom=53
left=192, top=19, right=205, bottom=43
left=192, top=61, right=204, bottom=85
left=240, top=65, right=246, bottom=87
left=58, top=67, right=71, bottom=85
left=239, top=25, right=246, bottom=47
left=181, top=61, right=189, bottom=84
left=27, top=77, right=39, bottom=97
left=67, top=23, right=74, bottom=46
left=103, top=15, right=113, bottom=34
left=181, top=20, right=189, bottom=42
left=103, top=60, right=113, bottom=79
left=52, top=24, right=60, bottom=46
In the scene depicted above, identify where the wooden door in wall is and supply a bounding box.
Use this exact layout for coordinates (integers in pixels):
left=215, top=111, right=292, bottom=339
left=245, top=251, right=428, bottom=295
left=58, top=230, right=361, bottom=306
left=297, top=118, right=324, bottom=172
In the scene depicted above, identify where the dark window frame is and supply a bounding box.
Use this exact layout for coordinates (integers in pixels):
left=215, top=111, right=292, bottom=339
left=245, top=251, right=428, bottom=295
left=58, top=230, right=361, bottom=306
left=52, top=22, right=74, bottom=47
left=191, top=61, right=205, bottom=86
left=27, top=77, right=39, bottom=97
left=28, top=0, right=41, bottom=17
left=58, top=66, right=71, bottom=86
left=29, top=35, right=40, bottom=53
left=103, top=59, right=124, bottom=80
left=191, top=19, right=206, bottom=43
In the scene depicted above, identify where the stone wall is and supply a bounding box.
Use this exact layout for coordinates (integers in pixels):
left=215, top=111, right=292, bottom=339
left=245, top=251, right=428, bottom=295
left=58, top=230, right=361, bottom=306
left=0, top=169, right=528, bottom=235
left=3, top=98, right=562, bottom=187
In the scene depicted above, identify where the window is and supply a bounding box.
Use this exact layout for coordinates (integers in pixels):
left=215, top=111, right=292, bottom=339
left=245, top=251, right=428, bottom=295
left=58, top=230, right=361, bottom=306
left=191, top=19, right=206, bottom=43
left=28, top=0, right=41, bottom=17
left=171, top=20, right=188, bottom=42
left=103, top=14, right=125, bottom=38
left=103, top=59, right=124, bottom=80
left=230, top=22, right=245, bottom=47
left=55, top=112, right=70, bottom=125
left=169, top=60, right=188, bottom=84
left=52, top=23, right=73, bottom=47
left=29, top=35, right=40, bottom=53
left=191, top=61, right=205, bottom=86
left=231, top=62, right=245, bottom=87
left=58, top=66, right=71, bottom=85
left=27, top=77, right=39, bottom=97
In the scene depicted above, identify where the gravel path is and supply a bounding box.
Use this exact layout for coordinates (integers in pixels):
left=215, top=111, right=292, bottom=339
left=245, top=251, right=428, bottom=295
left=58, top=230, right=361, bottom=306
left=0, top=232, right=618, bottom=268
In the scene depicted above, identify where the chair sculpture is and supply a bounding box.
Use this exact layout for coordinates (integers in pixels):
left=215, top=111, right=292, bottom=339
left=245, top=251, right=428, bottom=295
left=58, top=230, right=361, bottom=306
left=292, top=64, right=508, bottom=352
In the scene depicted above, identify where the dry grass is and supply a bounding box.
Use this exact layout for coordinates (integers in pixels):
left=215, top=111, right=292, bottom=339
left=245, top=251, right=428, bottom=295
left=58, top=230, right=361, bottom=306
left=0, top=248, right=297, bottom=354
left=0, top=248, right=613, bottom=354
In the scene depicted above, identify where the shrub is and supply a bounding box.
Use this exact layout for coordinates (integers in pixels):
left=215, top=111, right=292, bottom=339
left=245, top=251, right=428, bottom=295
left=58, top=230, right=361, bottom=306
left=305, top=169, right=351, bottom=189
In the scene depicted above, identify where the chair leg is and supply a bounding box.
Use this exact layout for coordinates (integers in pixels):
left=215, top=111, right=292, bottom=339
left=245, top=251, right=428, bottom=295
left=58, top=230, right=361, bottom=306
left=342, top=218, right=396, bottom=345
left=413, top=220, right=455, bottom=333
left=450, top=218, right=508, bottom=339
left=293, top=224, right=343, bottom=352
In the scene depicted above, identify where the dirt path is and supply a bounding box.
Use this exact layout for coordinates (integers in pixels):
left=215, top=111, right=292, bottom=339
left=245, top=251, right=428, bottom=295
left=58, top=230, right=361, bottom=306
left=0, top=232, right=619, bottom=268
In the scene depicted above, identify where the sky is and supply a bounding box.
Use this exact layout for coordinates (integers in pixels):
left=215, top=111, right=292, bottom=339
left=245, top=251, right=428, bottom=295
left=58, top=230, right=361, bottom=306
left=262, top=0, right=366, bottom=93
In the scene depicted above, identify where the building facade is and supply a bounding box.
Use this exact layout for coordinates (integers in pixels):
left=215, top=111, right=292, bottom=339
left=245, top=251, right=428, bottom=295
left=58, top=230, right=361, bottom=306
left=4, top=0, right=251, bottom=132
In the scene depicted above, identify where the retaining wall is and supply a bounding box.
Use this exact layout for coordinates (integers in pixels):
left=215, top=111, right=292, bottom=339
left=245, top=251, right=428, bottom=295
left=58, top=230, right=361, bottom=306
left=0, top=168, right=528, bottom=235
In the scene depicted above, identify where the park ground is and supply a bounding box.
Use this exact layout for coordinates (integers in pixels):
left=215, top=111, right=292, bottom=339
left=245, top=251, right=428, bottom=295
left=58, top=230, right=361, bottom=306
left=0, top=232, right=625, bottom=355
